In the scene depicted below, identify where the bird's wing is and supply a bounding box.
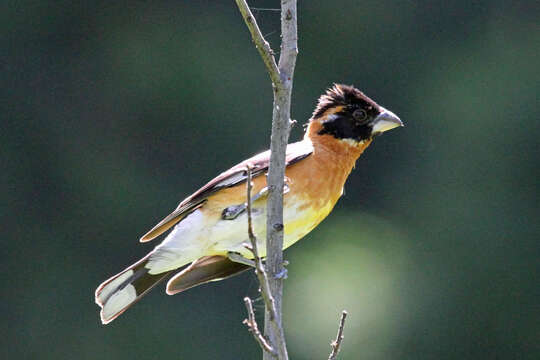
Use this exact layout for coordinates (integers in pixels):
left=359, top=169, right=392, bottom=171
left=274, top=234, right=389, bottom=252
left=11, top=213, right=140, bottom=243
left=139, top=141, right=313, bottom=242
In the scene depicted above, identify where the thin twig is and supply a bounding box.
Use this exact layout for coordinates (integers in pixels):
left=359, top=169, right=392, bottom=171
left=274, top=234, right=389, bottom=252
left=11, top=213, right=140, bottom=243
left=243, top=297, right=276, bottom=357
left=235, top=0, right=281, bottom=87
left=328, top=311, right=348, bottom=360
left=245, top=165, right=277, bottom=322
left=243, top=165, right=284, bottom=358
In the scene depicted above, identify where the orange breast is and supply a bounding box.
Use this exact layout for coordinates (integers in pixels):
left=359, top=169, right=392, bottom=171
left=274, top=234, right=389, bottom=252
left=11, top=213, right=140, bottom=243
left=286, top=127, right=372, bottom=208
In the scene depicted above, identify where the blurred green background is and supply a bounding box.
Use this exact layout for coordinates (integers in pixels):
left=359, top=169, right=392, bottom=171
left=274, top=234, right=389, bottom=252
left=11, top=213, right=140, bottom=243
left=2, top=0, right=538, bottom=359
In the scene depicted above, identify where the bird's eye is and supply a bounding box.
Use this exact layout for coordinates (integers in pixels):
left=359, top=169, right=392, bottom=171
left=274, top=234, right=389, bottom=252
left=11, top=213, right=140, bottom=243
left=353, top=109, right=368, bottom=124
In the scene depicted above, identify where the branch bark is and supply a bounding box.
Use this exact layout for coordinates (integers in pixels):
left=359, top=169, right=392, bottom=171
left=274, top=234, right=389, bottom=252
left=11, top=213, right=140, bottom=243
left=235, top=1, right=297, bottom=359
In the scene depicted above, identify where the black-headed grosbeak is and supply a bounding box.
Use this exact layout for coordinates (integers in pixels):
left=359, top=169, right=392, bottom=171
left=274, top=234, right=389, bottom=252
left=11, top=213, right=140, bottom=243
left=95, top=84, right=403, bottom=324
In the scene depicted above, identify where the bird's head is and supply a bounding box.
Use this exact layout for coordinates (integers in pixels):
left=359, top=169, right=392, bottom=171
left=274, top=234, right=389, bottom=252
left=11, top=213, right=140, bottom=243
left=306, top=84, right=403, bottom=146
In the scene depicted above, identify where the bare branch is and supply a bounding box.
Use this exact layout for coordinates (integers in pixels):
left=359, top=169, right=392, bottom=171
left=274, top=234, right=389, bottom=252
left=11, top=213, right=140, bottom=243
left=263, top=1, right=298, bottom=359
left=235, top=1, right=297, bottom=359
left=328, top=311, right=348, bottom=360
left=234, top=0, right=281, bottom=87
left=245, top=165, right=277, bottom=322
left=243, top=297, right=276, bottom=357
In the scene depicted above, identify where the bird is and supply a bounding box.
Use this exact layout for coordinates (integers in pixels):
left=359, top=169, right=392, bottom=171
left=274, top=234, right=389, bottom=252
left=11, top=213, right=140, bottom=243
left=95, top=84, right=403, bottom=324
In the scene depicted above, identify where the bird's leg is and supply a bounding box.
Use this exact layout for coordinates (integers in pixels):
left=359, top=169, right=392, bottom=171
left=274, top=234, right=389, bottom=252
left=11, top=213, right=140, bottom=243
left=227, top=251, right=256, bottom=268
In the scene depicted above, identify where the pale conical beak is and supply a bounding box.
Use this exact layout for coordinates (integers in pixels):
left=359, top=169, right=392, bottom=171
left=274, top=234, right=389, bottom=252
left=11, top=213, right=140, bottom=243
left=371, top=107, right=403, bottom=134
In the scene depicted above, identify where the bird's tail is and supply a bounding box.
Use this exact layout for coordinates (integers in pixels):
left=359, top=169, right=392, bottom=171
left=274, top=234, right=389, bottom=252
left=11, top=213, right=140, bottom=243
left=95, top=255, right=171, bottom=324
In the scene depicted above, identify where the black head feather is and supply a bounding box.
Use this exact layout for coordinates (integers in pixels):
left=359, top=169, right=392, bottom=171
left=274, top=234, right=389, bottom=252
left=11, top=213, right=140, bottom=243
left=312, top=84, right=384, bottom=142
left=312, top=84, right=380, bottom=119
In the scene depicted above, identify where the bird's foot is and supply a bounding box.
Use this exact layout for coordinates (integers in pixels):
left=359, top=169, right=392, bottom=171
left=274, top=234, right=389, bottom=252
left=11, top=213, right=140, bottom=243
left=221, top=182, right=290, bottom=221
left=227, top=251, right=256, bottom=268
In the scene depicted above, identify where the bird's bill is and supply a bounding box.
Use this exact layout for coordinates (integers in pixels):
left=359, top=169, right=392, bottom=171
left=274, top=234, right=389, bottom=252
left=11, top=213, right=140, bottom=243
left=371, top=107, right=403, bottom=134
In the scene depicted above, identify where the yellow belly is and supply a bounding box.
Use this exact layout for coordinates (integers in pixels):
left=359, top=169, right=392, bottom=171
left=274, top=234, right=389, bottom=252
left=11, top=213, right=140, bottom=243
left=282, top=200, right=335, bottom=250
left=204, top=195, right=338, bottom=259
